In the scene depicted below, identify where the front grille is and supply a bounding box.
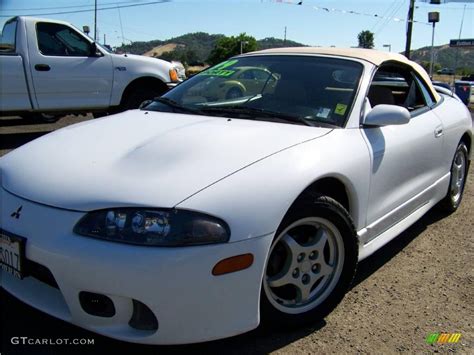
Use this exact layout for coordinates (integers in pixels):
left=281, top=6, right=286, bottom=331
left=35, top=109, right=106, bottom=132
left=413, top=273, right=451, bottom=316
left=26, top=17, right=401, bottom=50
left=25, top=259, right=59, bottom=289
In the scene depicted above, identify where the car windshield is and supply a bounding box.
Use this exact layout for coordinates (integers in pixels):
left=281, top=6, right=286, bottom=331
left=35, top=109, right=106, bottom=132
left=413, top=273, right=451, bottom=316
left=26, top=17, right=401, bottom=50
left=145, top=55, right=363, bottom=127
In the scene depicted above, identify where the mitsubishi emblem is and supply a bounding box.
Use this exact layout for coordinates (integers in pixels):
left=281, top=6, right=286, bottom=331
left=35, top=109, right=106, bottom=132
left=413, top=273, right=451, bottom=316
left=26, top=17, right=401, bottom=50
left=11, top=206, right=23, bottom=219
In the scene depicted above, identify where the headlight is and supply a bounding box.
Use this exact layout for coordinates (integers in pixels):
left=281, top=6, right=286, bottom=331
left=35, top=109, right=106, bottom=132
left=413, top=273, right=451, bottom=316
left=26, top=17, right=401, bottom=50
left=74, top=208, right=230, bottom=246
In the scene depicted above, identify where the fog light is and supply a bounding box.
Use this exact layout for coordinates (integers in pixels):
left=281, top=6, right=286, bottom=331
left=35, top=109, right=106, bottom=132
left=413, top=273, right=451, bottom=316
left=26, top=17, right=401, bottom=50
left=79, top=292, right=115, bottom=317
left=129, top=299, right=158, bottom=331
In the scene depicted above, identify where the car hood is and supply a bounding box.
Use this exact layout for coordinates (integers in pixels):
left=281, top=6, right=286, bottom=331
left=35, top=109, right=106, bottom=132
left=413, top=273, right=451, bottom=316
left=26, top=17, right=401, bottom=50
left=0, top=110, right=331, bottom=211
left=111, top=53, right=172, bottom=68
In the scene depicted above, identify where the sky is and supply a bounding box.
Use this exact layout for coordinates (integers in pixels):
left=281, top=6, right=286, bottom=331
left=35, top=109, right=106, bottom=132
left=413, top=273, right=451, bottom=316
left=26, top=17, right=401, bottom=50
left=0, top=0, right=473, bottom=53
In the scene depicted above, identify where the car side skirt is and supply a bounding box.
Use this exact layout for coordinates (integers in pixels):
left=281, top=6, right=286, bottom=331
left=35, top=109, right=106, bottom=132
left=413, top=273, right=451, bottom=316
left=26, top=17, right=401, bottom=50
left=357, top=173, right=450, bottom=260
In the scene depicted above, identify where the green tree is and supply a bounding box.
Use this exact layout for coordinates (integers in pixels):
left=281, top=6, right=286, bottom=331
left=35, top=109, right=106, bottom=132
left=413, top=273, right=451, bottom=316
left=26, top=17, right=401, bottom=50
left=357, top=30, right=375, bottom=49
left=207, top=33, right=257, bottom=65
left=419, top=61, right=441, bottom=74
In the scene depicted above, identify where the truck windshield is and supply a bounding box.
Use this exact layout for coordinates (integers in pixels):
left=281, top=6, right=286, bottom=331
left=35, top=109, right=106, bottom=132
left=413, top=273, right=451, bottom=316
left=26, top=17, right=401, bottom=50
left=146, top=55, right=363, bottom=127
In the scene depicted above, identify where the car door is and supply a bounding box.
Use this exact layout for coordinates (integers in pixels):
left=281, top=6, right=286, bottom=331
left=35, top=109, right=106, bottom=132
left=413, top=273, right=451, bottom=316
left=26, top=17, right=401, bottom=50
left=361, top=64, right=445, bottom=242
left=28, top=21, right=113, bottom=110
left=0, top=19, right=32, bottom=111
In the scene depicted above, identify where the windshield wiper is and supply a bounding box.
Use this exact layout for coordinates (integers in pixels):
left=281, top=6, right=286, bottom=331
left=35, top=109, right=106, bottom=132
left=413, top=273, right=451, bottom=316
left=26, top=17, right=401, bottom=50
left=151, top=97, right=204, bottom=115
left=199, top=106, right=315, bottom=126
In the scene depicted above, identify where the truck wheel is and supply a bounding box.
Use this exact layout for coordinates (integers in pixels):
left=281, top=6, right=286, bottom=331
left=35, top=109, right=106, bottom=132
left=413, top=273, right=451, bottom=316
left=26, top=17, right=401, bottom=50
left=37, top=113, right=61, bottom=123
left=21, top=113, right=61, bottom=123
left=121, top=88, right=166, bottom=111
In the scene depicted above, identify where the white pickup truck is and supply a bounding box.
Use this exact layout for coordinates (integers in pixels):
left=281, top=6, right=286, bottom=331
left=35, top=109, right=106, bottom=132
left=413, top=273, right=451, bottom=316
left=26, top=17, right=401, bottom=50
left=0, top=16, right=186, bottom=122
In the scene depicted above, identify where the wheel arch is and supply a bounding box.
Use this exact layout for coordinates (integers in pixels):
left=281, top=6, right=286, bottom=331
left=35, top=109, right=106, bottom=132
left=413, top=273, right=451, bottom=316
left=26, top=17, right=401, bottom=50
left=460, top=132, right=472, bottom=159
left=120, top=76, right=168, bottom=106
left=222, top=81, right=246, bottom=94
left=286, top=176, right=356, bottom=223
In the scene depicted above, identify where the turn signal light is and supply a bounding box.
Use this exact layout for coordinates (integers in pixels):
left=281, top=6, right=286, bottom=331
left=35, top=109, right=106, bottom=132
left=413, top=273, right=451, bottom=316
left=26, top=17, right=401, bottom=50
left=212, top=253, right=254, bottom=276
left=169, top=68, right=179, bottom=82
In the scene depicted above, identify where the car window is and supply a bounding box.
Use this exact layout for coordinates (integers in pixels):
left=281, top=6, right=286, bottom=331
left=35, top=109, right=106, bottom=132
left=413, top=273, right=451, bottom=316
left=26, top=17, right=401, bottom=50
left=238, top=70, right=256, bottom=80
left=368, top=66, right=427, bottom=112
left=37, top=22, right=91, bottom=57
left=147, top=55, right=363, bottom=127
left=253, top=69, right=271, bottom=81
left=0, top=20, right=17, bottom=53
left=413, top=75, right=435, bottom=107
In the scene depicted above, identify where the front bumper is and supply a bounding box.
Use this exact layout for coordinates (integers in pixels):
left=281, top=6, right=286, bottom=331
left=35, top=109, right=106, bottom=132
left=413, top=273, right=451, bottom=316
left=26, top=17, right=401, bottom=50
left=0, top=188, right=273, bottom=344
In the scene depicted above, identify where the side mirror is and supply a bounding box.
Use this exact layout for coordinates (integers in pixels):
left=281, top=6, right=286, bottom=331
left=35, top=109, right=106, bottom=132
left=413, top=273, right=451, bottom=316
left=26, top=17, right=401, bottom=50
left=364, top=104, right=410, bottom=127
left=89, top=42, right=99, bottom=57
left=139, top=100, right=153, bottom=109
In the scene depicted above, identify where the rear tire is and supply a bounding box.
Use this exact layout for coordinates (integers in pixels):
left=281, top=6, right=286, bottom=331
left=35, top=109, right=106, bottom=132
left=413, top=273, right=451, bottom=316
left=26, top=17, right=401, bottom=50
left=261, top=195, right=358, bottom=328
left=439, top=142, right=469, bottom=213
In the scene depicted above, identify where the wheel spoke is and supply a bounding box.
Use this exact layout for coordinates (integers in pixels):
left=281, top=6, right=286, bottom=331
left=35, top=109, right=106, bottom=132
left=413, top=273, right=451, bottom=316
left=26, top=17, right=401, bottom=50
left=267, top=270, right=295, bottom=288
left=452, top=184, right=460, bottom=196
left=310, top=228, right=328, bottom=254
left=295, top=279, right=312, bottom=303
left=281, top=233, right=303, bottom=257
left=318, top=260, right=335, bottom=277
left=452, top=165, right=460, bottom=183
left=451, top=152, right=466, bottom=200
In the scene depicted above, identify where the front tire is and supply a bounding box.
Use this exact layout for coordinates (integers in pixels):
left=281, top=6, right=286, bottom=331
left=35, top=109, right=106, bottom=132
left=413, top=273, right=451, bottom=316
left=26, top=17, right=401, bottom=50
left=21, top=113, right=61, bottom=123
left=261, top=195, right=358, bottom=328
left=121, top=87, right=166, bottom=111
left=225, top=87, right=243, bottom=100
left=439, top=142, right=469, bottom=213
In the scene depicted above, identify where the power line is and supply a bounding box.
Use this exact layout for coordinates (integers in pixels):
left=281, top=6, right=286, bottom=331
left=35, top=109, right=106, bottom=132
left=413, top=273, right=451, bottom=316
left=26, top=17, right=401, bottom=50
left=0, top=0, right=172, bottom=18
left=0, top=0, right=149, bottom=12
left=372, top=0, right=402, bottom=33
left=416, top=2, right=474, bottom=10
left=374, top=1, right=406, bottom=36
left=269, top=0, right=431, bottom=26
left=371, top=0, right=398, bottom=32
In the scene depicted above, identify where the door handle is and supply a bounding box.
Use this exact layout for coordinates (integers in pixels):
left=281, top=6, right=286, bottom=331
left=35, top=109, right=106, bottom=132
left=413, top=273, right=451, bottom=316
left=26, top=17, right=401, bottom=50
left=35, top=64, right=51, bottom=71
left=434, top=126, right=443, bottom=138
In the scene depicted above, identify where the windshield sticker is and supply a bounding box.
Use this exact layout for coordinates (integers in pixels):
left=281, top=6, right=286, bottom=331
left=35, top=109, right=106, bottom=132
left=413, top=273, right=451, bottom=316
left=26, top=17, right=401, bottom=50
left=335, top=103, right=348, bottom=116
left=316, top=107, right=331, bottom=119
left=199, top=59, right=239, bottom=77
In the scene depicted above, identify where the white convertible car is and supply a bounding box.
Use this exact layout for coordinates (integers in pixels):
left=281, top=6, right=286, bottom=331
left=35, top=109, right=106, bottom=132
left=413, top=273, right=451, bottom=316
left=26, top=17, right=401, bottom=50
left=0, top=48, right=472, bottom=344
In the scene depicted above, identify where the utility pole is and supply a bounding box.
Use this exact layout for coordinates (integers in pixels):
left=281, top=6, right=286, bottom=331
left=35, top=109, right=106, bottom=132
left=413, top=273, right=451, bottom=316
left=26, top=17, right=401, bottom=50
left=428, top=12, right=440, bottom=78
left=404, top=0, right=415, bottom=59
left=453, top=4, right=467, bottom=82
left=94, top=0, right=98, bottom=42
left=284, top=26, right=287, bottom=46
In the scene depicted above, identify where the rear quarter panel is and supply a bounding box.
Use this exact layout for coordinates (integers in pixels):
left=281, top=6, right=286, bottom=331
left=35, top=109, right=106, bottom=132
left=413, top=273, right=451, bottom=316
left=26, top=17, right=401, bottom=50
left=432, top=94, right=473, bottom=167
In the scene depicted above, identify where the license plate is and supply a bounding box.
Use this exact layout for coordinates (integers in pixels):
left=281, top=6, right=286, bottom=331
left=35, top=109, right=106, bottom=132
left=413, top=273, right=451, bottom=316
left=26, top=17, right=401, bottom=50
left=0, top=230, right=26, bottom=279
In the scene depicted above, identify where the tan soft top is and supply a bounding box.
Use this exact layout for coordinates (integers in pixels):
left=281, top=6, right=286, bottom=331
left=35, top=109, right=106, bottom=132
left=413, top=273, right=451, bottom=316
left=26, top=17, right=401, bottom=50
left=244, top=47, right=440, bottom=102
